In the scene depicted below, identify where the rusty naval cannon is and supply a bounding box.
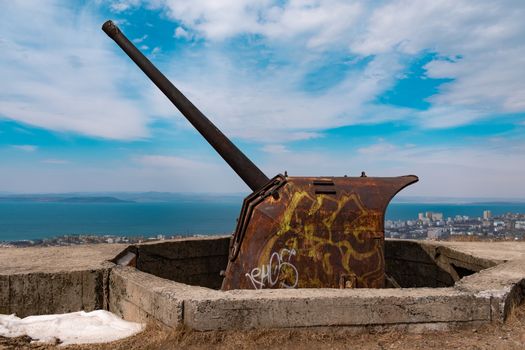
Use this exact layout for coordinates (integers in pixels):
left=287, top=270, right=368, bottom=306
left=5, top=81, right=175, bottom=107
left=102, top=20, right=418, bottom=290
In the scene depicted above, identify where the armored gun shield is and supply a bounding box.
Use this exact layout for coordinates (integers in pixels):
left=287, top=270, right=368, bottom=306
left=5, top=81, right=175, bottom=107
left=222, top=175, right=417, bottom=290
left=103, top=20, right=419, bottom=291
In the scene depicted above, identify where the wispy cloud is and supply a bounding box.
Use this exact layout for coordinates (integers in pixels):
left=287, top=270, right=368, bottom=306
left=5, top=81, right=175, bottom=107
left=261, top=144, right=290, bottom=154
left=41, top=159, right=69, bottom=164
left=4, top=0, right=525, bottom=143
left=11, top=145, right=37, bottom=152
left=132, top=34, right=148, bottom=43
left=109, top=0, right=142, bottom=13
left=134, top=154, right=213, bottom=170
left=261, top=139, right=525, bottom=198
left=0, top=1, right=151, bottom=140
left=128, top=0, right=525, bottom=132
left=1, top=0, right=524, bottom=196
left=357, top=142, right=398, bottom=155
left=150, top=50, right=407, bottom=142
left=174, top=27, right=192, bottom=40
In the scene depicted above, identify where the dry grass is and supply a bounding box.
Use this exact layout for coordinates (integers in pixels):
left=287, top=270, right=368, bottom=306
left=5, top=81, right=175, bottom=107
left=3, top=303, right=525, bottom=350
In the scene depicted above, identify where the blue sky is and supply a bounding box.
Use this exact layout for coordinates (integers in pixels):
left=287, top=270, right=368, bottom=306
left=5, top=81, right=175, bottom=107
left=1, top=0, right=524, bottom=197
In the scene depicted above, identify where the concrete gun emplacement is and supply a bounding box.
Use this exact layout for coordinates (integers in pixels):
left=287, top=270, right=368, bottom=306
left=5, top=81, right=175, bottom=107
left=102, top=20, right=418, bottom=290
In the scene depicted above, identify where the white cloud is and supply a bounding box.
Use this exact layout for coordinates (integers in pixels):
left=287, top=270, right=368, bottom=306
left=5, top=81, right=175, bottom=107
left=261, top=144, right=289, bottom=154
left=416, top=107, right=482, bottom=129
left=133, top=34, right=148, bottom=43
left=0, top=1, right=151, bottom=140
left=133, top=0, right=525, bottom=131
left=135, top=154, right=213, bottom=170
left=151, top=47, right=161, bottom=57
left=109, top=0, right=143, bottom=12
left=260, top=139, right=525, bottom=198
left=0, top=154, right=247, bottom=193
left=150, top=48, right=407, bottom=142
left=41, top=159, right=70, bottom=164
left=152, top=0, right=364, bottom=49
left=174, top=27, right=192, bottom=40
left=350, top=0, right=525, bottom=127
left=357, top=142, right=398, bottom=155
left=4, top=0, right=523, bottom=144
left=2, top=140, right=523, bottom=196
left=11, top=145, right=37, bottom=152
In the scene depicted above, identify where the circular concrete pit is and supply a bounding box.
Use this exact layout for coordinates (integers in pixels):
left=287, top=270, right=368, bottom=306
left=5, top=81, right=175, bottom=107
left=1, top=237, right=525, bottom=332
left=107, top=236, right=525, bottom=331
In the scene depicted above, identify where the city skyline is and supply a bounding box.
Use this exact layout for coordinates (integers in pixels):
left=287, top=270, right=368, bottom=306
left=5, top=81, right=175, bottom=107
left=1, top=1, right=524, bottom=197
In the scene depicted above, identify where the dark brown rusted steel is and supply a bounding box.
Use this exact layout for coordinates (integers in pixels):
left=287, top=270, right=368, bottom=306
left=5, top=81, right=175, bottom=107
left=221, top=175, right=418, bottom=290
left=102, top=19, right=419, bottom=291
left=102, top=20, right=269, bottom=192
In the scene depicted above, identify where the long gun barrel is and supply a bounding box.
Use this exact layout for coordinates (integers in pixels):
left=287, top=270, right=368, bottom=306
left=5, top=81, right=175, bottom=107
left=102, top=20, right=270, bottom=192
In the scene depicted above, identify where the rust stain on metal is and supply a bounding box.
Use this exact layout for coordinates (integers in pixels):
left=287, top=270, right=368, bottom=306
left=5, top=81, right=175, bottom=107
left=222, top=175, right=418, bottom=290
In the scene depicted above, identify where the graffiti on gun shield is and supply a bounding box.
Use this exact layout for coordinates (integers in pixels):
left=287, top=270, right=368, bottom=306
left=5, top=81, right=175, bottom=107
left=245, top=248, right=299, bottom=289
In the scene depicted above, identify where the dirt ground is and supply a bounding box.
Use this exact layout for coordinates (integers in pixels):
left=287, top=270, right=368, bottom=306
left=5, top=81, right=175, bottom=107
left=2, top=303, right=525, bottom=350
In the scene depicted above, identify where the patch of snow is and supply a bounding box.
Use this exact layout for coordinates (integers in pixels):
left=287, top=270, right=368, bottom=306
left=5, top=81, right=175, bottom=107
left=0, top=310, right=144, bottom=345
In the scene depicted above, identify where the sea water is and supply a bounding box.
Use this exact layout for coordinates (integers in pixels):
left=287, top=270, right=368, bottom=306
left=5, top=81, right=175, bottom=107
left=1, top=201, right=525, bottom=241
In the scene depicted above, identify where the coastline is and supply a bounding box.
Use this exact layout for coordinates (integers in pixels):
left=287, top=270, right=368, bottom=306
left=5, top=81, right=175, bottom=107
left=0, top=233, right=221, bottom=248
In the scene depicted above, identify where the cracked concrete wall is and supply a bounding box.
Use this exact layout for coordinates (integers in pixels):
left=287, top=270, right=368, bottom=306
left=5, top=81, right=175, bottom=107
left=108, top=265, right=213, bottom=328
left=384, top=240, right=499, bottom=288
left=133, top=236, right=230, bottom=289
left=184, top=289, right=492, bottom=331
left=385, top=240, right=455, bottom=287
left=1, top=268, right=110, bottom=318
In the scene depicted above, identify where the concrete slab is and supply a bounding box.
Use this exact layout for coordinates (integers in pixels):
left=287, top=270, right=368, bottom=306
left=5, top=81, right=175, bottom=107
left=455, top=259, right=525, bottom=322
left=423, top=241, right=525, bottom=262
left=109, top=266, right=213, bottom=328
left=184, top=288, right=491, bottom=331
left=0, top=244, right=121, bottom=317
left=0, top=244, right=126, bottom=274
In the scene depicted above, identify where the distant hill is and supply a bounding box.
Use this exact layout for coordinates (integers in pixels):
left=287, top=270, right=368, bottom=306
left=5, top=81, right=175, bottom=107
left=110, top=192, right=245, bottom=203
left=394, top=196, right=525, bottom=204
left=0, top=192, right=247, bottom=204
left=0, top=191, right=247, bottom=203
left=0, top=196, right=133, bottom=203
left=56, top=197, right=133, bottom=203
left=2, top=192, right=524, bottom=205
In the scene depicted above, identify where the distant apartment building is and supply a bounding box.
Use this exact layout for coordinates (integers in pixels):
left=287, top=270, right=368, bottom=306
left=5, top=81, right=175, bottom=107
left=515, top=221, right=525, bottom=230
left=494, top=220, right=505, bottom=232
left=483, top=210, right=492, bottom=220
left=419, top=211, right=443, bottom=222
left=427, top=228, right=447, bottom=240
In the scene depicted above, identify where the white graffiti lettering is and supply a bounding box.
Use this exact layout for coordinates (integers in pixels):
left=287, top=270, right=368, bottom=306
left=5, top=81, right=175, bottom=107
left=245, top=248, right=299, bottom=289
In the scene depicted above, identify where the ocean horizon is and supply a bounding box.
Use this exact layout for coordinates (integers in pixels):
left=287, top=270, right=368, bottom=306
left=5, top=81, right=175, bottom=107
left=1, top=199, right=525, bottom=242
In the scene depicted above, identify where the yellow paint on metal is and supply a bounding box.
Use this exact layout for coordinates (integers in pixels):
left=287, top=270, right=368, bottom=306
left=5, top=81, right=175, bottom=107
left=256, top=182, right=384, bottom=287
